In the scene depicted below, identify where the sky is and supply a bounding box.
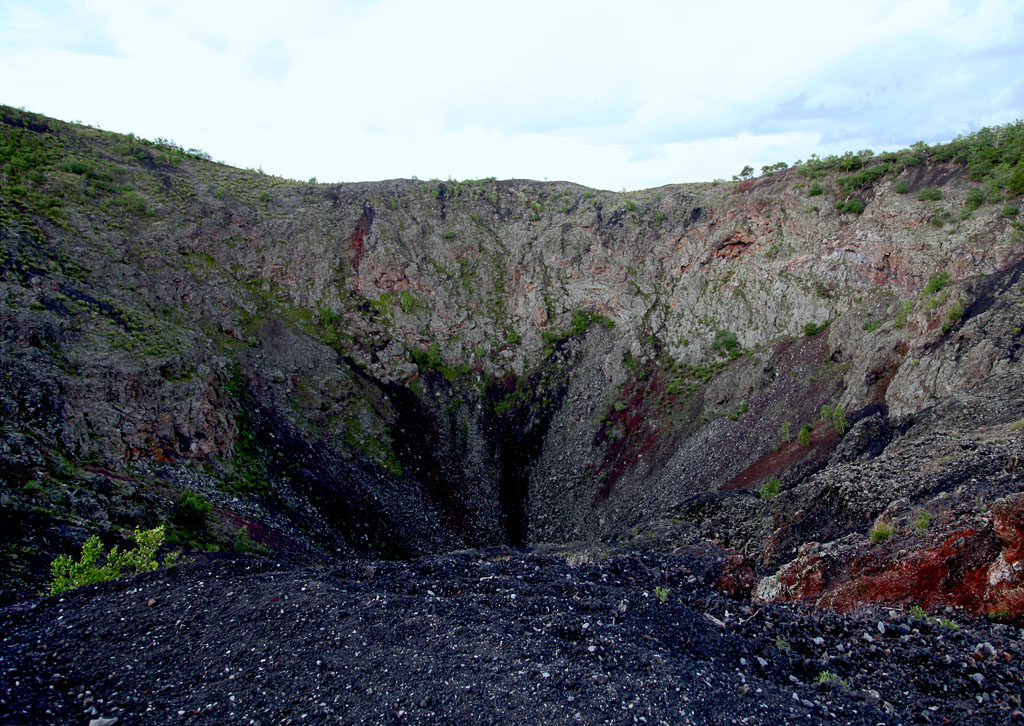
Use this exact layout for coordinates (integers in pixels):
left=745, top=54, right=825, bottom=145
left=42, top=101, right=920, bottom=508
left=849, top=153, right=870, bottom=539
left=1, top=0, right=1022, bottom=191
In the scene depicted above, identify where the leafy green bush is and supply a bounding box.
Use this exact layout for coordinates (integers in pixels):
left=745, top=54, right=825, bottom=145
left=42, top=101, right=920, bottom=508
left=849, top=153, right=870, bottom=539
left=49, top=525, right=179, bottom=595
left=914, top=510, right=933, bottom=535
left=820, top=403, right=848, bottom=434
left=173, top=490, right=211, bottom=530
left=945, top=299, right=964, bottom=328
left=797, top=424, right=813, bottom=446
left=1003, top=204, right=1020, bottom=217
left=1009, top=159, right=1024, bottom=196
left=760, top=477, right=781, bottom=500
left=923, top=270, right=950, bottom=293
left=808, top=182, right=823, bottom=197
left=804, top=321, right=828, bottom=336
left=894, top=179, right=909, bottom=194
left=835, top=198, right=866, bottom=214
left=836, top=163, right=892, bottom=192
left=966, top=187, right=985, bottom=211
left=917, top=187, right=942, bottom=201
left=710, top=329, right=741, bottom=358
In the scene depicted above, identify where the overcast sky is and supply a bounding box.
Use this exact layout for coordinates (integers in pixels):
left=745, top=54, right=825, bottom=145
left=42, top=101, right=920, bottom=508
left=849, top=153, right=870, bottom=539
left=1, top=0, right=1022, bottom=190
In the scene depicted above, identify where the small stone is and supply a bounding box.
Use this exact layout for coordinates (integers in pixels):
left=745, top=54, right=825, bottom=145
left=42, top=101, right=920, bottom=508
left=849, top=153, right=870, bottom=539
left=756, top=657, right=768, bottom=668
left=146, top=598, right=156, bottom=607
left=970, top=672, right=984, bottom=686
left=975, top=642, right=997, bottom=659
left=877, top=621, right=886, bottom=635
left=89, top=718, right=118, bottom=726
left=812, top=637, right=825, bottom=646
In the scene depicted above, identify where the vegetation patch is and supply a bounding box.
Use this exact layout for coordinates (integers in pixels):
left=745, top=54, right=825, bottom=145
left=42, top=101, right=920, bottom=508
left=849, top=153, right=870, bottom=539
left=49, top=525, right=179, bottom=595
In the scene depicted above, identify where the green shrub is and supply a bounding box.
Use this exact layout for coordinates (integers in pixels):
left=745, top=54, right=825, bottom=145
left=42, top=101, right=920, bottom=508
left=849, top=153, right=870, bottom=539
left=821, top=403, right=848, bottom=434
left=815, top=671, right=849, bottom=688
left=923, top=270, right=950, bottom=293
left=914, top=510, right=933, bottom=535
left=49, top=525, right=179, bottom=595
left=917, top=187, right=942, bottom=201
left=808, top=182, right=823, bottom=197
left=797, top=425, right=813, bottom=446
left=804, top=320, right=828, bottom=336
left=835, top=198, right=866, bottom=214
left=780, top=419, right=791, bottom=443
left=760, top=477, right=781, bottom=500
left=966, top=187, right=985, bottom=211
left=174, top=490, right=211, bottom=530
left=894, top=179, right=909, bottom=194
left=654, top=586, right=669, bottom=603
left=870, top=521, right=895, bottom=543
left=1003, top=204, right=1020, bottom=217
left=945, top=299, right=964, bottom=330
left=710, top=329, right=741, bottom=358
left=1008, top=157, right=1024, bottom=196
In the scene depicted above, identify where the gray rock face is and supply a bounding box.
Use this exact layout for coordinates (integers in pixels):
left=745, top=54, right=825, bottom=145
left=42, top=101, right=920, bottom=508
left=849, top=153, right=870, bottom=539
left=2, top=106, right=1024, bottom=612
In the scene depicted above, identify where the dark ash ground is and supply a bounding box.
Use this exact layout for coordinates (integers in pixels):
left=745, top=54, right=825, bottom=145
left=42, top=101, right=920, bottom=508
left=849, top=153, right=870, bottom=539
left=2, top=548, right=1022, bottom=725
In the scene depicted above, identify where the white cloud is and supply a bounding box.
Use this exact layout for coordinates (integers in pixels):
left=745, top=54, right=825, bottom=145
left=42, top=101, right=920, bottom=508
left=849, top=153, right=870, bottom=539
left=0, top=0, right=1021, bottom=189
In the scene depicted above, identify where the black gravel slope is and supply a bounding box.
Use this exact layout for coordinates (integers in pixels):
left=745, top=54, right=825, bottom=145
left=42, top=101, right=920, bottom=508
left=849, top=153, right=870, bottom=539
left=2, top=550, right=1022, bottom=725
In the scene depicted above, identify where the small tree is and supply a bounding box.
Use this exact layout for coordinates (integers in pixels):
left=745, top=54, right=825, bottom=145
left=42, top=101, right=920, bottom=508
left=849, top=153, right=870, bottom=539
left=821, top=403, right=847, bottom=434
left=734, top=165, right=754, bottom=180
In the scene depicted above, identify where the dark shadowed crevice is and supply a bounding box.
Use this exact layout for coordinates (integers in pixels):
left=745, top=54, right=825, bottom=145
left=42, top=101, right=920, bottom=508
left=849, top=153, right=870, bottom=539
left=485, top=350, right=575, bottom=546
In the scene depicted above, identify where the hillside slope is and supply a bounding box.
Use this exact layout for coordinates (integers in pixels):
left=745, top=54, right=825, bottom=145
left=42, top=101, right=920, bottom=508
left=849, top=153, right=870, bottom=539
left=2, top=107, right=1024, bottom=621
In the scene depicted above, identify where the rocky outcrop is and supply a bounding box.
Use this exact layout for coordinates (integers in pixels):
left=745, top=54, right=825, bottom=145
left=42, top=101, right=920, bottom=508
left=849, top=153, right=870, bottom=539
left=2, top=106, right=1024, bottom=615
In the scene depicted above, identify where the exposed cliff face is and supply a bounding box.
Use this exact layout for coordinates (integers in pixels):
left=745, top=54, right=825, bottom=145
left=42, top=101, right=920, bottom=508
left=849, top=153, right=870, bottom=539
left=2, top=106, right=1023, bottom=616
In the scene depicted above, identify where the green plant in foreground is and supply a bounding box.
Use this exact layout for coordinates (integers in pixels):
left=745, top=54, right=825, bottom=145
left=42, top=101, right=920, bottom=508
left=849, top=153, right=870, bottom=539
left=815, top=671, right=849, bottom=688
left=917, top=187, right=942, bottom=201
left=49, top=525, right=179, bottom=595
left=775, top=635, right=790, bottom=650
left=797, top=424, right=813, bottom=446
left=870, top=521, right=895, bottom=543
left=654, top=586, right=669, bottom=603
left=894, top=179, right=909, bottom=194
